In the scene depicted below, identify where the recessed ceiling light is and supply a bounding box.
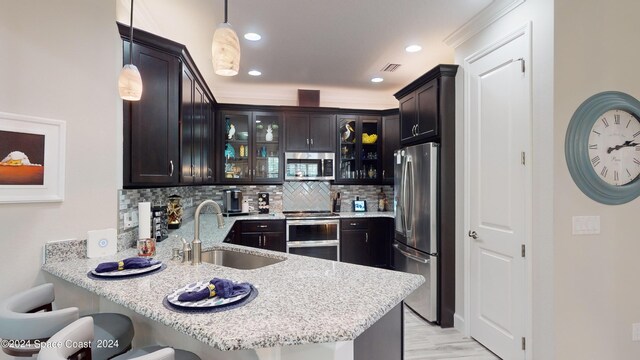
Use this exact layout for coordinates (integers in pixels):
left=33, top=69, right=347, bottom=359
left=244, top=33, right=262, bottom=41
left=405, top=45, right=422, bottom=53
left=248, top=70, right=262, bottom=76
left=371, top=77, right=384, bottom=83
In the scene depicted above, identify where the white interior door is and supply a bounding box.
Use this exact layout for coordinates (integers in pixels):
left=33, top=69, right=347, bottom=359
left=467, top=29, right=530, bottom=360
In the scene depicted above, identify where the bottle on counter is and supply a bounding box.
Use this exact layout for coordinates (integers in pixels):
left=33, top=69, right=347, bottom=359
left=378, top=187, right=387, bottom=212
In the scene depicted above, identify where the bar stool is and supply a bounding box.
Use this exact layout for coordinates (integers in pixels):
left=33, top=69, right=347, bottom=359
left=0, top=283, right=133, bottom=358
left=38, top=317, right=200, bottom=360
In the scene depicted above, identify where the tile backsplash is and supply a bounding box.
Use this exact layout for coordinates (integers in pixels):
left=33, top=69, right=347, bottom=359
left=118, top=182, right=393, bottom=247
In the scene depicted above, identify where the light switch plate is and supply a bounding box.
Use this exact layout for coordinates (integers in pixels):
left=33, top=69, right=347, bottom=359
left=572, top=216, right=600, bottom=235
left=87, top=228, right=117, bottom=258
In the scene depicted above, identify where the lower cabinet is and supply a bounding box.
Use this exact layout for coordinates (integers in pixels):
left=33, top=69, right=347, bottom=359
left=340, top=218, right=392, bottom=268
left=225, top=220, right=286, bottom=252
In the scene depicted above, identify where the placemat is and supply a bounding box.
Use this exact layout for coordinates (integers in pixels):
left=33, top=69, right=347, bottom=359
left=86, top=263, right=167, bottom=281
left=162, top=285, right=258, bottom=314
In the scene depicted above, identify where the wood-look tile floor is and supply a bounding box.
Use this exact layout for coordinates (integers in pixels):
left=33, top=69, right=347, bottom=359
left=404, top=307, right=501, bottom=360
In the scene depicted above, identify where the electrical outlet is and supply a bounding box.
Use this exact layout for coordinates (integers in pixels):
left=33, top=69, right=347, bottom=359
left=123, top=213, right=133, bottom=228
left=633, top=323, right=640, bottom=341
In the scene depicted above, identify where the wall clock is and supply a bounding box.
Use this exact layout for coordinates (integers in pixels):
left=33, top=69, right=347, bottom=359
left=566, top=91, right=640, bottom=205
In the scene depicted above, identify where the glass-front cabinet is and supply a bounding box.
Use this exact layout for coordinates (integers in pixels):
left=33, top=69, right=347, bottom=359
left=336, top=115, right=381, bottom=183
left=218, top=110, right=283, bottom=183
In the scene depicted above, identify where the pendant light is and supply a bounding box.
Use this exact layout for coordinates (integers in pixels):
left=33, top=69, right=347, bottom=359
left=118, top=0, right=143, bottom=101
left=211, top=0, right=240, bottom=76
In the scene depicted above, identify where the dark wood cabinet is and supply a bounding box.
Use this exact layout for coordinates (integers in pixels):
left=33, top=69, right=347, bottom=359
left=336, top=115, right=382, bottom=183
left=284, top=113, right=335, bottom=152
left=230, top=220, right=286, bottom=252
left=340, top=218, right=391, bottom=268
left=123, top=41, right=180, bottom=187
left=381, top=113, right=400, bottom=184
left=217, top=111, right=283, bottom=184
left=395, top=64, right=457, bottom=146
left=181, top=65, right=214, bottom=184
left=120, top=24, right=216, bottom=187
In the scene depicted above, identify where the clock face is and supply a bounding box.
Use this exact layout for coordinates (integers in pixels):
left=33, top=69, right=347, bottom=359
left=587, top=109, right=640, bottom=185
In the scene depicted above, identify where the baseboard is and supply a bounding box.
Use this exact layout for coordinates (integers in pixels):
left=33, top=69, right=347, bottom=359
left=453, top=313, right=466, bottom=334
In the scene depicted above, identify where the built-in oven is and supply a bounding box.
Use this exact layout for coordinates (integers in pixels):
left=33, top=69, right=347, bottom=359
left=285, top=217, right=340, bottom=261
left=284, top=152, right=335, bottom=181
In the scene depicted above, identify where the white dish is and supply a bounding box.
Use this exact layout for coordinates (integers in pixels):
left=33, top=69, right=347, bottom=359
left=91, top=262, right=162, bottom=277
left=166, top=280, right=250, bottom=308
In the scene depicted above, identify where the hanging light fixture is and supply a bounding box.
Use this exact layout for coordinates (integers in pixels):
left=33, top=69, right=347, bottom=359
left=211, top=0, right=240, bottom=76
left=118, top=0, right=143, bottom=101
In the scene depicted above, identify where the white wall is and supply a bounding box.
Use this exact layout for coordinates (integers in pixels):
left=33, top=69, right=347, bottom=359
left=0, top=0, right=120, bottom=320
left=554, top=0, right=640, bottom=358
left=453, top=0, right=555, bottom=358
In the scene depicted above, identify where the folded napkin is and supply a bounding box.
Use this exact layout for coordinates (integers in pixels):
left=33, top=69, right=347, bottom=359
left=94, top=257, right=160, bottom=273
left=177, top=278, right=251, bottom=302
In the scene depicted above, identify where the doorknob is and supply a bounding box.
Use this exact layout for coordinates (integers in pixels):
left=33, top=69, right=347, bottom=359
left=468, top=230, right=478, bottom=239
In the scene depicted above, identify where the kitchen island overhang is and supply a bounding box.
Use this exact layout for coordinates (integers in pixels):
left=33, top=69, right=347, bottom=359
left=42, top=216, right=422, bottom=359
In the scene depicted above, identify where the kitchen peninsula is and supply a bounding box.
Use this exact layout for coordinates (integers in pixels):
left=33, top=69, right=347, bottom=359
left=42, top=214, right=423, bottom=360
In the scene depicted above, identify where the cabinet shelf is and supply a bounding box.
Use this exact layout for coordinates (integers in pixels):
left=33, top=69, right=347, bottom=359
left=225, top=139, right=249, bottom=144
left=225, top=157, right=248, bottom=161
left=256, top=140, right=279, bottom=144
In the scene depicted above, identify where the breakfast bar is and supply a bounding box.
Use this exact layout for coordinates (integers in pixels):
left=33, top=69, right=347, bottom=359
left=42, top=214, right=423, bottom=360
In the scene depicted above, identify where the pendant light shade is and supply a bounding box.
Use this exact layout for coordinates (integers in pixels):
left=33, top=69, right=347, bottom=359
left=119, top=0, right=142, bottom=101
left=212, top=0, right=240, bottom=76
left=118, top=64, right=143, bottom=101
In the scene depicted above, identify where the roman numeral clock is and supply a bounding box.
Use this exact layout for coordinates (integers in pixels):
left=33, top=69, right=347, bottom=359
left=566, top=91, right=640, bottom=204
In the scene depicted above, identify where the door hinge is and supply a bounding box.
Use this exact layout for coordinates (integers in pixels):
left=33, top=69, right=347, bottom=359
left=521, top=152, right=526, bottom=165
left=522, top=337, right=526, bottom=350
left=521, top=244, right=526, bottom=257
left=517, top=58, right=525, bottom=73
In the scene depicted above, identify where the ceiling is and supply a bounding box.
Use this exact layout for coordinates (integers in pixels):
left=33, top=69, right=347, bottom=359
left=117, top=0, right=493, bottom=109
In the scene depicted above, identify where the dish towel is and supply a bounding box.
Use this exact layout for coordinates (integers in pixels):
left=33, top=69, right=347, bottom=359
left=94, top=257, right=160, bottom=273
left=178, top=278, right=251, bottom=302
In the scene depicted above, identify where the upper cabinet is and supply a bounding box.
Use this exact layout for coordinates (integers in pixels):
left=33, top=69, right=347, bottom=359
left=120, top=24, right=215, bottom=188
left=122, top=40, right=180, bottom=187
left=336, top=115, right=381, bottom=183
left=381, top=113, right=400, bottom=184
left=218, top=110, right=283, bottom=184
left=394, top=64, right=458, bottom=146
left=284, top=113, right=335, bottom=152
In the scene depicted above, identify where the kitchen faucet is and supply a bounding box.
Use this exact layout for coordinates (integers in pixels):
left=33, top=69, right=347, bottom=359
left=192, top=199, right=225, bottom=265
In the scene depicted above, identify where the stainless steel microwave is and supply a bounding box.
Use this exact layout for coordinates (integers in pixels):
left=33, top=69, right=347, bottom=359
left=284, top=152, right=335, bottom=181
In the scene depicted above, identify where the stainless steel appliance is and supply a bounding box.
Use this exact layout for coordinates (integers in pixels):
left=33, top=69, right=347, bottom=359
left=393, top=142, right=438, bottom=322
left=284, top=152, right=335, bottom=180
left=222, top=189, right=243, bottom=213
left=284, top=211, right=340, bottom=261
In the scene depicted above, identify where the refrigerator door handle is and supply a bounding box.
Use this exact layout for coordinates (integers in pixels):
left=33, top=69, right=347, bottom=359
left=393, top=243, right=429, bottom=264
left=404, top=156, right=414, bottom=234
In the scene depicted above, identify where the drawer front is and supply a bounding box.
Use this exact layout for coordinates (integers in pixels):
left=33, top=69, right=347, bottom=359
left=340, top=218, right=369, bottom=230
left=241, top=220, right=285, bottom=233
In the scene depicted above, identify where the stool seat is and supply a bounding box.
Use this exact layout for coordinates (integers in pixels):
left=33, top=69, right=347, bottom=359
left=87, top=313, right=134, bottom=359
left=113, top=345, right=201, bottom=360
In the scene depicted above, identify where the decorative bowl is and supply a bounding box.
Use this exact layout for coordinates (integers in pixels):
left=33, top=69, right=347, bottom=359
left=237, top=131, right=249, bottom=140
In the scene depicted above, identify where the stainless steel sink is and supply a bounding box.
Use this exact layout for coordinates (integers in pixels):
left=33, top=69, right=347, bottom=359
left=200, top=249, right=284, bottom=270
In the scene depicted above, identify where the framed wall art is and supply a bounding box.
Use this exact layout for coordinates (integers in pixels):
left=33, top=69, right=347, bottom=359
left=0, top=112, right=66, bottom=203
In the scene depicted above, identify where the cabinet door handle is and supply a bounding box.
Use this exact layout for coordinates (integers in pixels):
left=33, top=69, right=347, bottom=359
left=310, top=138, right=314, bottom=145
left=258, top=225, right=268, bottom=228
left=259, top=235, right=262, bottom=247
left=415, top=124, right=419, bottom=134
left=365, top=232, right=368, bottom=243
left=382, top=170, right=385, bottom=178
left=169, top=160, right=174, bottom=176
left=306, top=138, right=309, bottom=145
left=350, top=223, right=357, bottom=226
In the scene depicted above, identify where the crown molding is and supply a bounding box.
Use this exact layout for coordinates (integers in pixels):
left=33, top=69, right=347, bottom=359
left=443, top=0, right=526, bottom=49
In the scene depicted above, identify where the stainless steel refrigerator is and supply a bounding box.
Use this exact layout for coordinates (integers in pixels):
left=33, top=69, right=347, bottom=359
left=393, top=142, right=438, bottom=322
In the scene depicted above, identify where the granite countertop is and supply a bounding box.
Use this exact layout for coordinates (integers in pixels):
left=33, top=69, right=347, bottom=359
left=42, top=213, right=423, bottom=352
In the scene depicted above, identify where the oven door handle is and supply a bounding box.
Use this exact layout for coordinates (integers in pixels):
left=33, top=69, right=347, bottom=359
left=287, top=240, right=339, bottom=247
left=286, top=219, right=340, bottom=226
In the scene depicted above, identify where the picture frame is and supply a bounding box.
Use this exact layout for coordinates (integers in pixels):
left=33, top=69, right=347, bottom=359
left=352, top=200, right=367, bottom=212
left=0, top=112, right=66, bottom=203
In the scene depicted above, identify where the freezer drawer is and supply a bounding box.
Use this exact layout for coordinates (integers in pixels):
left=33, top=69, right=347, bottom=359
left=393, top=241, right=437, bottom=322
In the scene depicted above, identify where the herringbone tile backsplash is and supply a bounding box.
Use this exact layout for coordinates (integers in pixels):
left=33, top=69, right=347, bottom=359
left=282, top=181, right=331, bottom=211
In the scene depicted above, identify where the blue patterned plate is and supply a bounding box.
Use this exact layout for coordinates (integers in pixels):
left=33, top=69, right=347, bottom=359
left=166, top=280, right=250, bottom=308
left=91, top=262, right=163, bottom=277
